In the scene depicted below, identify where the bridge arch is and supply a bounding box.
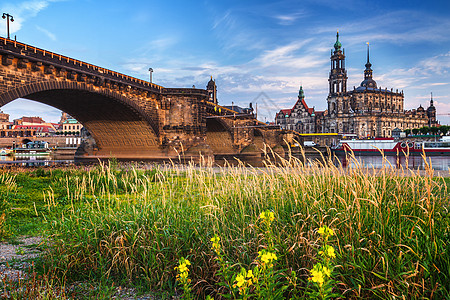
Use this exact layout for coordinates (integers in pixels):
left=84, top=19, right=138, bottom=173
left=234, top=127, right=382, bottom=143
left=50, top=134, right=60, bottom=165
left=253, top=128, right=265, bottom=151
left=0, top=81, right=161, bottom=157
left=205, top=118, right=234, bottom=154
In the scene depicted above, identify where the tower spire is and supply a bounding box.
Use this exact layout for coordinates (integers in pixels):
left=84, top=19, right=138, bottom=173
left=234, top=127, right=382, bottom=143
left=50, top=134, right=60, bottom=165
left=334, top=30, right=342, bottom=52
left=366, top=42, right=370, bottom=64
left=360, top=42, right=377, bottom=88
left=365, top=42, right=372, bottom=69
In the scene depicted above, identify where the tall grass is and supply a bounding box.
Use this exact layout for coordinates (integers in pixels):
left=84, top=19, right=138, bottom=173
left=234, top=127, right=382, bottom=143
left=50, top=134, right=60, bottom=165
left=0, top=172, right=17, bottom=240
left=31, top=154, right=448, bottom=299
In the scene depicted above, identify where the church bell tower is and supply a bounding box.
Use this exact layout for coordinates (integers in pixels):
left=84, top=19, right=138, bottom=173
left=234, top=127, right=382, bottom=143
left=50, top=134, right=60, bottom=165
left=327, top=31, right=348, bottom=117
left=328, top=31, right=348, bottom=96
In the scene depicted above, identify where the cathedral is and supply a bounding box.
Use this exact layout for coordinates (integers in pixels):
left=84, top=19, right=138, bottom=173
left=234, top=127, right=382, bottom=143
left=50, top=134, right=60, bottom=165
left=276, top=32, right=437, bottom=137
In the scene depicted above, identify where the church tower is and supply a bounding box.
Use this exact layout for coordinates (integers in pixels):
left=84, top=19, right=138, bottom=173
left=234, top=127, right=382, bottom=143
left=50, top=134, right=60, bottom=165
left=328, top=31, right=347, bottom=96
left=327, top=31, right=348, bottom=116
left=206, top=76, right=217, bottom=104
left=427, top=92, right=437, bottom=126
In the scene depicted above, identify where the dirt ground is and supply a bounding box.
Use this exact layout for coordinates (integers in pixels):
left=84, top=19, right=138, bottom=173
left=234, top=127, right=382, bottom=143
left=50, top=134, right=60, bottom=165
left=0, top=236, right=177, bottom=299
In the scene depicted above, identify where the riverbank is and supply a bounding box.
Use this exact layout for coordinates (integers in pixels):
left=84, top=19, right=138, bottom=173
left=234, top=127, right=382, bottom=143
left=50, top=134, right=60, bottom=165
left=0, top=157, right=449, bottom=299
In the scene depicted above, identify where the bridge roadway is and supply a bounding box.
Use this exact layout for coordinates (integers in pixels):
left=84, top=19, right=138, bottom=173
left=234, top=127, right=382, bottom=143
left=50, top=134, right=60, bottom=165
left=0, top=36, right=293, bottom=162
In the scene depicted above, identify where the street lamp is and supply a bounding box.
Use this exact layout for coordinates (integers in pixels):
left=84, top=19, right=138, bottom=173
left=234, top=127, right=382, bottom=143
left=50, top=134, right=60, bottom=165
left=2, top=13, right=14, bottom=40
left=148, top=68, right=153, bottom=83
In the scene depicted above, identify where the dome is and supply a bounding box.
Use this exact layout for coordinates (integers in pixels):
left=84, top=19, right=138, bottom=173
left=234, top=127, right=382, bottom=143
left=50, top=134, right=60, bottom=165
left=360, top=78, right=377, bottom=89
left=334, top=31, right=342, bottom=51
left=207, top=76, right=215, bottom=90
left=417, top=105, right=425, bottom=112
left=334, top=40, right=342, bottom=50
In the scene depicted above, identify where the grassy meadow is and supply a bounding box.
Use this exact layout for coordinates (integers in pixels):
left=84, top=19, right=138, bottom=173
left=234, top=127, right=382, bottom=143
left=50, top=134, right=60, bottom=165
left=0, top=155, right=449, bottom=299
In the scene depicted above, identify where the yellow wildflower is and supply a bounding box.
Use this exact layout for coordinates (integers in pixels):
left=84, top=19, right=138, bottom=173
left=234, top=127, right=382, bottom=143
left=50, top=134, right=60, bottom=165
left=235, top=273, right=246, bottom=288
left=211, top=235, right=221, bottom=253
left=246, top=269, right=254, bottom=284
left=178, top=263, right=188, bottom=274
left=258, top=250, right=277, bottom=265
left=318, top=225, right=334, bottom=238
left=318, top=227, right=325, bottom=235
left=260, top=211, right=267, bottom=220
left=309, top=269, right=325, bottom=286
left=322, top=266, right=331, bottom=277
left=260, top=210, right=275, bottom=222
left=327, top=246, right=336, bottom=258
left=175, top=258, right=191, bottom=276
left=319, top=245, right=336, bottom=259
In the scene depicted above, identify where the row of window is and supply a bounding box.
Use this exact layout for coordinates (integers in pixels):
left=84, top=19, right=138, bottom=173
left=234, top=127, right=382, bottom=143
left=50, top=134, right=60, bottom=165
left=63, top=125, right=81, bottom=131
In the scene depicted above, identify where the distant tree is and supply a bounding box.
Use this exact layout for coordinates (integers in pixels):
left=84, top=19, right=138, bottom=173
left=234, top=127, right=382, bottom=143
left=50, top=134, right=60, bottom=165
left=412, top=128, right=419, bottom=135
left=429, top=126, right=439, bottom=135
left=440, top=125, right=449, bottom=136
left=404, top=129, right=411, bottom=136
left=419, top=127, right=429, bottom=135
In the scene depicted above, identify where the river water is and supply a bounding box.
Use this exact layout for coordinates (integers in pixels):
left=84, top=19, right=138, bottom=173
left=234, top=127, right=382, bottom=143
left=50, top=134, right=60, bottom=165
left=333, top=154, right=450, bottom=171
left=0, top=155, right=73, bottom=167
left=2, top=152, right=450, bottom=172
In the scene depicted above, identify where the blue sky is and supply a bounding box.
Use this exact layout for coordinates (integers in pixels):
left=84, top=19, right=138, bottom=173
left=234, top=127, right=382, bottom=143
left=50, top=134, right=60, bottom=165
left=1, top=0, right=449, bottom=125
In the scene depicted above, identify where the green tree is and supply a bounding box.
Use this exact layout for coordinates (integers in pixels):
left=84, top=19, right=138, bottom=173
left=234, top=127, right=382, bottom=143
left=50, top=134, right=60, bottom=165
left=404, top=129, right=411, bottom=136
left=429, top=126, right=439, bottom=135
left=419, top=126, right=430, bottom=135
left=412, top=128, right=419, bottom=135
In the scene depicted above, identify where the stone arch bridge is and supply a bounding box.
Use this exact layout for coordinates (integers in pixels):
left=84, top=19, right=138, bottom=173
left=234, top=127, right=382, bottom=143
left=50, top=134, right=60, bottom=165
left=0, top=37, right=296, bottom=161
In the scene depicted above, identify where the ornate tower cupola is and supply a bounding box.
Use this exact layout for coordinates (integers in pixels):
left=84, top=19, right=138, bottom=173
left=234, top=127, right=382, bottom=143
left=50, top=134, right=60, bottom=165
left=299, top=85, right=305, bottom=100
left=206, top=76, right=217, bottom=104
left=360, top=42, right=377, bottom=89
left=328, top=31, right=348, bottom=96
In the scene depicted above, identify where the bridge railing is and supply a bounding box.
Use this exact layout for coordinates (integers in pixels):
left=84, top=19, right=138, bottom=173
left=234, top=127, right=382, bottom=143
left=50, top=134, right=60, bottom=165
left=164, top=88, right=209, bottom=97
left=0, top=36, right=164, bottom=93
left=203, top=101, right=272, bottom=124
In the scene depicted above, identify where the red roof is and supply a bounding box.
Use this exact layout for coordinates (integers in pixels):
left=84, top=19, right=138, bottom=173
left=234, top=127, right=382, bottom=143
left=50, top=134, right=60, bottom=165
left=278, top=90, right=317, bottom=118
left=13, top=124, right=55, bottom=133
left=21, top=117, right=45, bottom=124
left=280, top=109, right=293, bottom=116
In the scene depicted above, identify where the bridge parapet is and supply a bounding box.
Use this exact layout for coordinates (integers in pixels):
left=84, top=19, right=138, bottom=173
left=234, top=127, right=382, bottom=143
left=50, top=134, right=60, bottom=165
left=163, top=88, right=208, bottom=97
left=0, top=36, right=163, bottom=94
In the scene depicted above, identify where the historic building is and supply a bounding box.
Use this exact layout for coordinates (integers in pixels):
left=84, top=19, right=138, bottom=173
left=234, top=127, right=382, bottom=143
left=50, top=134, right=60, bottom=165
left=58, top=112, right=83, bottom=135
left=276, top=32, right=437, bottom=137
left=275, top=86, right=318, bottom=133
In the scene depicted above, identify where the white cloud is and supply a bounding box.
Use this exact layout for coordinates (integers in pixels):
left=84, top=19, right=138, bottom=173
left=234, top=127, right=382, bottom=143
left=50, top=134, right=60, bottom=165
left=36, top=25, right=56, bottom=41
left=419, top=51, right=450, bottom=75
left=252, top=40, right=325, bottom=70
left=0, top=0, right=66, bottom=36
left=273, top=11, right=305, bottom=25
left=2, top=99, right=62, bottom=123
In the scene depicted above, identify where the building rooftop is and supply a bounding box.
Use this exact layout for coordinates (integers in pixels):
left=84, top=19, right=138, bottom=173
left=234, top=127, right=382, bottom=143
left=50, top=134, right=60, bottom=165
left=63, top=118, right=80, bottom=124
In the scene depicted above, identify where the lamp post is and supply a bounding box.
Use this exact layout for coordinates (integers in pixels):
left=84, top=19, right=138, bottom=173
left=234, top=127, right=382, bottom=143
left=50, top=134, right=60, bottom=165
left=148, top=68, right=153, bottom=83
left=2, top=13, right=14, bottom=40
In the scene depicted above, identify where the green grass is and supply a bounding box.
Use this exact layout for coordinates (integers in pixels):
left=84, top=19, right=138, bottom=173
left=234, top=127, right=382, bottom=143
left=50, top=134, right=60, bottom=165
left=0, top=158, right=449, bottom=299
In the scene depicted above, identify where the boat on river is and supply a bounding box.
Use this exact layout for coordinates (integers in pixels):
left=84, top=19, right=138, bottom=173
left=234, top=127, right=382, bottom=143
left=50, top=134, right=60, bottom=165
left=11, top=141, right=51, bottom=157
left=333, top=137, right=450, bottom=156
left=0, top=148, right=12, bottom=156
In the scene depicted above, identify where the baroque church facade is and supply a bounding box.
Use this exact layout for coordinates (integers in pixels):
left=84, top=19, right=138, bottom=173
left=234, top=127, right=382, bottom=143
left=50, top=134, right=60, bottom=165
left=276, top=32, right=437, bottom=138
